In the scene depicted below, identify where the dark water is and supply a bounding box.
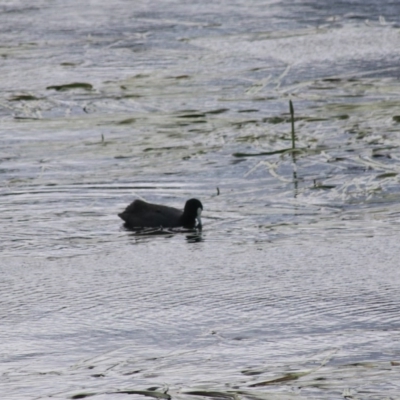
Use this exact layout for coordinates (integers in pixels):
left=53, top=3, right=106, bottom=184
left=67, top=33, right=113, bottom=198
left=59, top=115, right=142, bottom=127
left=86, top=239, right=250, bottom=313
left=1, top=1, right=400, bottom=399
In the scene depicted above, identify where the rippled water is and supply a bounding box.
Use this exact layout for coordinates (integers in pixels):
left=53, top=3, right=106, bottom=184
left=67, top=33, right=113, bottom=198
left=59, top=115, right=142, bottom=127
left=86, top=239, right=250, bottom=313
left=2, top=1, right=400, bottom=399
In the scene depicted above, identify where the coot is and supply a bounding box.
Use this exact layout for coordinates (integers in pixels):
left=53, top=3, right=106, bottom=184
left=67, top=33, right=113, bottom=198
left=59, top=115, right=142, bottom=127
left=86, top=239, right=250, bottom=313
left=118, top=198, right=203, bottom=229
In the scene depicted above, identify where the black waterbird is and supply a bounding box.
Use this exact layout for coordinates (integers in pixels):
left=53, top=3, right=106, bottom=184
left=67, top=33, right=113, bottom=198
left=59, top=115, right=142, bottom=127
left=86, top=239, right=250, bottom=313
left=118, top=198, right=203, bottom=229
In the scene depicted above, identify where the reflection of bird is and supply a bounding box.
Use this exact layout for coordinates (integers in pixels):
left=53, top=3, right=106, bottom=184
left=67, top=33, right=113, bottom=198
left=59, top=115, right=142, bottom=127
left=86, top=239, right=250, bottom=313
left=118, top=198, right=203, bottom=229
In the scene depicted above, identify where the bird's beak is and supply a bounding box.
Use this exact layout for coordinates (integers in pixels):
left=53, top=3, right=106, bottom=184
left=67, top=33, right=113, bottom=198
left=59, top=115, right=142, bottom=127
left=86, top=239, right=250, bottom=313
left=197, top=208, right=202, bottom=230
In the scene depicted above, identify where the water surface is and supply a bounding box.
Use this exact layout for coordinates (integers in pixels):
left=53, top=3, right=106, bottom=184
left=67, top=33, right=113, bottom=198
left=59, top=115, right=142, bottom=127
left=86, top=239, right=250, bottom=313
left=1, top=1, right=400, bottom=399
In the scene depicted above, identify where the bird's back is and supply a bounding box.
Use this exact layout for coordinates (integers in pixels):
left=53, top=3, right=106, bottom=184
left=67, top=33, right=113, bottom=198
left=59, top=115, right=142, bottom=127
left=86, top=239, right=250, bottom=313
left=118, top=199, right=183, bottom=228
